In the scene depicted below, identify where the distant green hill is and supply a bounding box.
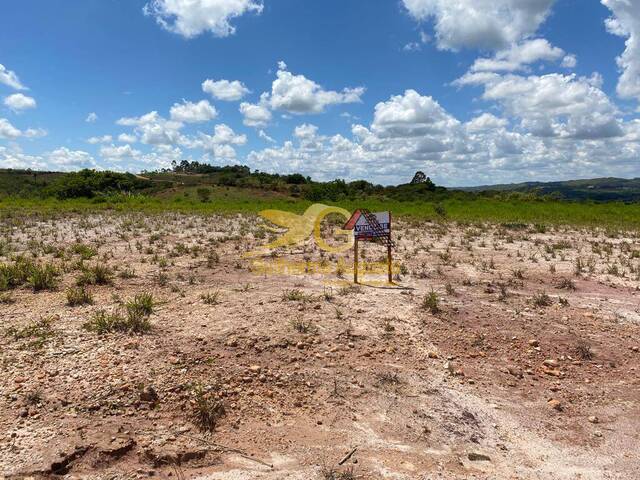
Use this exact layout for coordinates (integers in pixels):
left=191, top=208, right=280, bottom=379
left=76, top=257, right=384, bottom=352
left=459, top=177, right=640, bottom=202
left=1, top=167, right=639, bottom=203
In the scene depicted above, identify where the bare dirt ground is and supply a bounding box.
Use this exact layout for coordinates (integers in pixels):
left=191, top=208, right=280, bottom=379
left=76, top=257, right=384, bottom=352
left=1, top=212, right=639, bottom=479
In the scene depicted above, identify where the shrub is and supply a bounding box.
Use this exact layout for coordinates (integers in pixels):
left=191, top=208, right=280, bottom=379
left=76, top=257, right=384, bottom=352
left=83, top=307, right=151, bottom=334
left=191, top=384, right=225, bottom=432
left=422, top=289, right=440, bottom=314
left=66, top=286, right=93, bottom=306
left=77, top=264, right=113, bottom=286
left=6, top=315, right=56, bottom=349
left=45, top=169, right=151, bottom=199
left=28, top=263, right=59, bottom=291
left=125, top=292, right=155, bottom=317
left=196, top=187, right=212, bottom=203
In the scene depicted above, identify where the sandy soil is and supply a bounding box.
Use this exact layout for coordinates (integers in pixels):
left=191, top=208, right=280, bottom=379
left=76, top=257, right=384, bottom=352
left=1, top=212, right=639, bottom=479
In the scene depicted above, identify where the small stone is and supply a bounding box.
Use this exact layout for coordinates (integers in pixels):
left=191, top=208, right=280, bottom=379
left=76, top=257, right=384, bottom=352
left=139, top=386, right=159, bottom=404
left=588, top=416, right=599, bottom=424
left=528, top=339, right=539, bottom=347
left=248, top=365, right=261, bottom=373
left=547, top=399, right=562, bottom=411
left=468, top=452, right=491, bottom=462
left=543, top=359, right=559, bottom=368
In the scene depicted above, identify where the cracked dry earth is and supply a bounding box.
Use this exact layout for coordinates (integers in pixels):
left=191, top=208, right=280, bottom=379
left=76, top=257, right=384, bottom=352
left=1, top=212, right=640, bottom=479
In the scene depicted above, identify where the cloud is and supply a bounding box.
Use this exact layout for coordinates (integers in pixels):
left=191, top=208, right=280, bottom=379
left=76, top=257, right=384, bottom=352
left=403, top=30, right=431, bottom=51
left=240, top=100, right=272, bottom=127
left=455, top=72, right=623, bottom=139
left=202, top=79, right=250, bottom=101
left=247, top=87, right=640, bottom=186
left=602, top=0, right=640, bottom=104
left=169, top=99, right=217, bottom=123
left=0, top=118, right=22, bottom=139
left=258, top=129, right=275, bottom=142
left=87, top=135, right=113, bottom=144
left=0, top=145, right=47, bottom=170
left=47, top=147, right=97, bottom=170
left=86, top=112, right=98, bottom=123
left=143, top=0, right=263, bottom=38
left=561, top=54, right=577, bottom=69
left=117, top=111, right=185, bottom=145
left=4, top=93, right=37, bottom=112
left=23, top=128, right=47, bottom=138
left=0, top=118, right=46, bottom=140
left=100, top=144, right=143, bottom=161
left=266, top=63, right=365, bottom=114
left=371, top=89, right=459, bottom=138
left=470, top=39, right=567, bottom=72
left=180, top=123, right=247, bottom=159
left=118, top=133, right=138, bottom=143
left=0, top=64, right=27, bottom=90
left=465, top=113, right=508, bottom=132
left=402, top=0, right=556, bottom=51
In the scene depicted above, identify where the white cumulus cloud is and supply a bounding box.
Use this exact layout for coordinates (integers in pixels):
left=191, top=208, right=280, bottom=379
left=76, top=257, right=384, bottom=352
left=470, top=39, right=567, bottom=72
left=240, top=99, right=272, bottom=127
left=266, top=63, right=365, bottom=114
left=169, top=99, right=217, bottom=123
left=0, top=64, right=27, bottom=90
left=86, top=112, right=98, bottom=123
left=117, top=111, right=185, bottom=145
left=402, top=0, right=556, bottom=51
left=602, top=0, right=640, bottom=104
left=87, top=135, right=113, bottom=144
left=4, top=93, right=37, bottom=112
left=202, top=79, right=250, bottom=101
left=143, top=0, right=263, bottom=38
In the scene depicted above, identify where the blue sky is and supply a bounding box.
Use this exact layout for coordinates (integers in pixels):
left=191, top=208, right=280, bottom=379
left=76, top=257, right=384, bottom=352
left=1, top=0, right=639, bottom=186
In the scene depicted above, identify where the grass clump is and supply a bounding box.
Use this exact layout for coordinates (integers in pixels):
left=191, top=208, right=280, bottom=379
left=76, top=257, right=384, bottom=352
left=84, top=293, right=154, bottom=334
left=66, top=286, right=93, bottom=306
left=27, top=263, right=59, bottom=291
left=70, top=243, right=97, bottom=260
left=1, top=257, right=59, bottom=292
left=421, top=289, right=440, bottom=314
left=125, top=292, right=155, bottom=317
left=84, top=308, right=151, bottom=334
left=76, top=264, right=113, bottom=286
left=291, top=317, right=314, bottom=333
left=200, top=291, right=220, bottom=305
left=532, top=292, right=553, bottom=307
left=282, top=288, right=312, bottom=302
left=6, top=315, right=57, bottom=349
left=191, top=383, right=225, bottom=432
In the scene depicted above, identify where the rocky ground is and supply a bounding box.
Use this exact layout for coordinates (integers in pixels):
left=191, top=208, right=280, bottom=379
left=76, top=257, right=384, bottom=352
left=1, top=212, right=639, bottom=479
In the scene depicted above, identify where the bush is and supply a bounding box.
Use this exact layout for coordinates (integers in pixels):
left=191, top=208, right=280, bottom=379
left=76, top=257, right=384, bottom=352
left=125, top=292, right=155, bottom=317
left=196, top=187, right=212, bottom=203
left=83, top=307, right=151, bottom=334
left=76, top=264, right=113, bottom=286
left=66, top=286, right=93, bottom=306
left=45, top=169, right=151, bottom=199
left=28, top=263, right=59, bottom=291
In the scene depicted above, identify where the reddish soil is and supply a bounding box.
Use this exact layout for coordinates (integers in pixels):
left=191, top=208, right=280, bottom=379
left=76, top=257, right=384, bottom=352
left=1, top=213, right=639, bottom=479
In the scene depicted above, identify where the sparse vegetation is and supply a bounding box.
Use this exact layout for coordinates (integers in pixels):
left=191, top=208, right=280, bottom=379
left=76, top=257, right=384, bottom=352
left=66, top=286, right=93, bottom=306
left=191, top=383, right=225, bottom=432
left=422, top=289, right=440, bottom=314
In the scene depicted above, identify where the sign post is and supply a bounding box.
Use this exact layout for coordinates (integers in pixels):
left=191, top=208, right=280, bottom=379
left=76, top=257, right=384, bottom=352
left=354, top=237, right=359, bottom=283
left=344, top=209, right=395, bottom=284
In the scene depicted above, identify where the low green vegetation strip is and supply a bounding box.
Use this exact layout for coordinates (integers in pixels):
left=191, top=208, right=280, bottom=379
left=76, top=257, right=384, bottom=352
left=2, top=193, right=639, bottom=230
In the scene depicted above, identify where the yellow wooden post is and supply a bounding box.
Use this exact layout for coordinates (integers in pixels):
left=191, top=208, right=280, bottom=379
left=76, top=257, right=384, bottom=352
left=354, top=237, right=359, bottom=283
